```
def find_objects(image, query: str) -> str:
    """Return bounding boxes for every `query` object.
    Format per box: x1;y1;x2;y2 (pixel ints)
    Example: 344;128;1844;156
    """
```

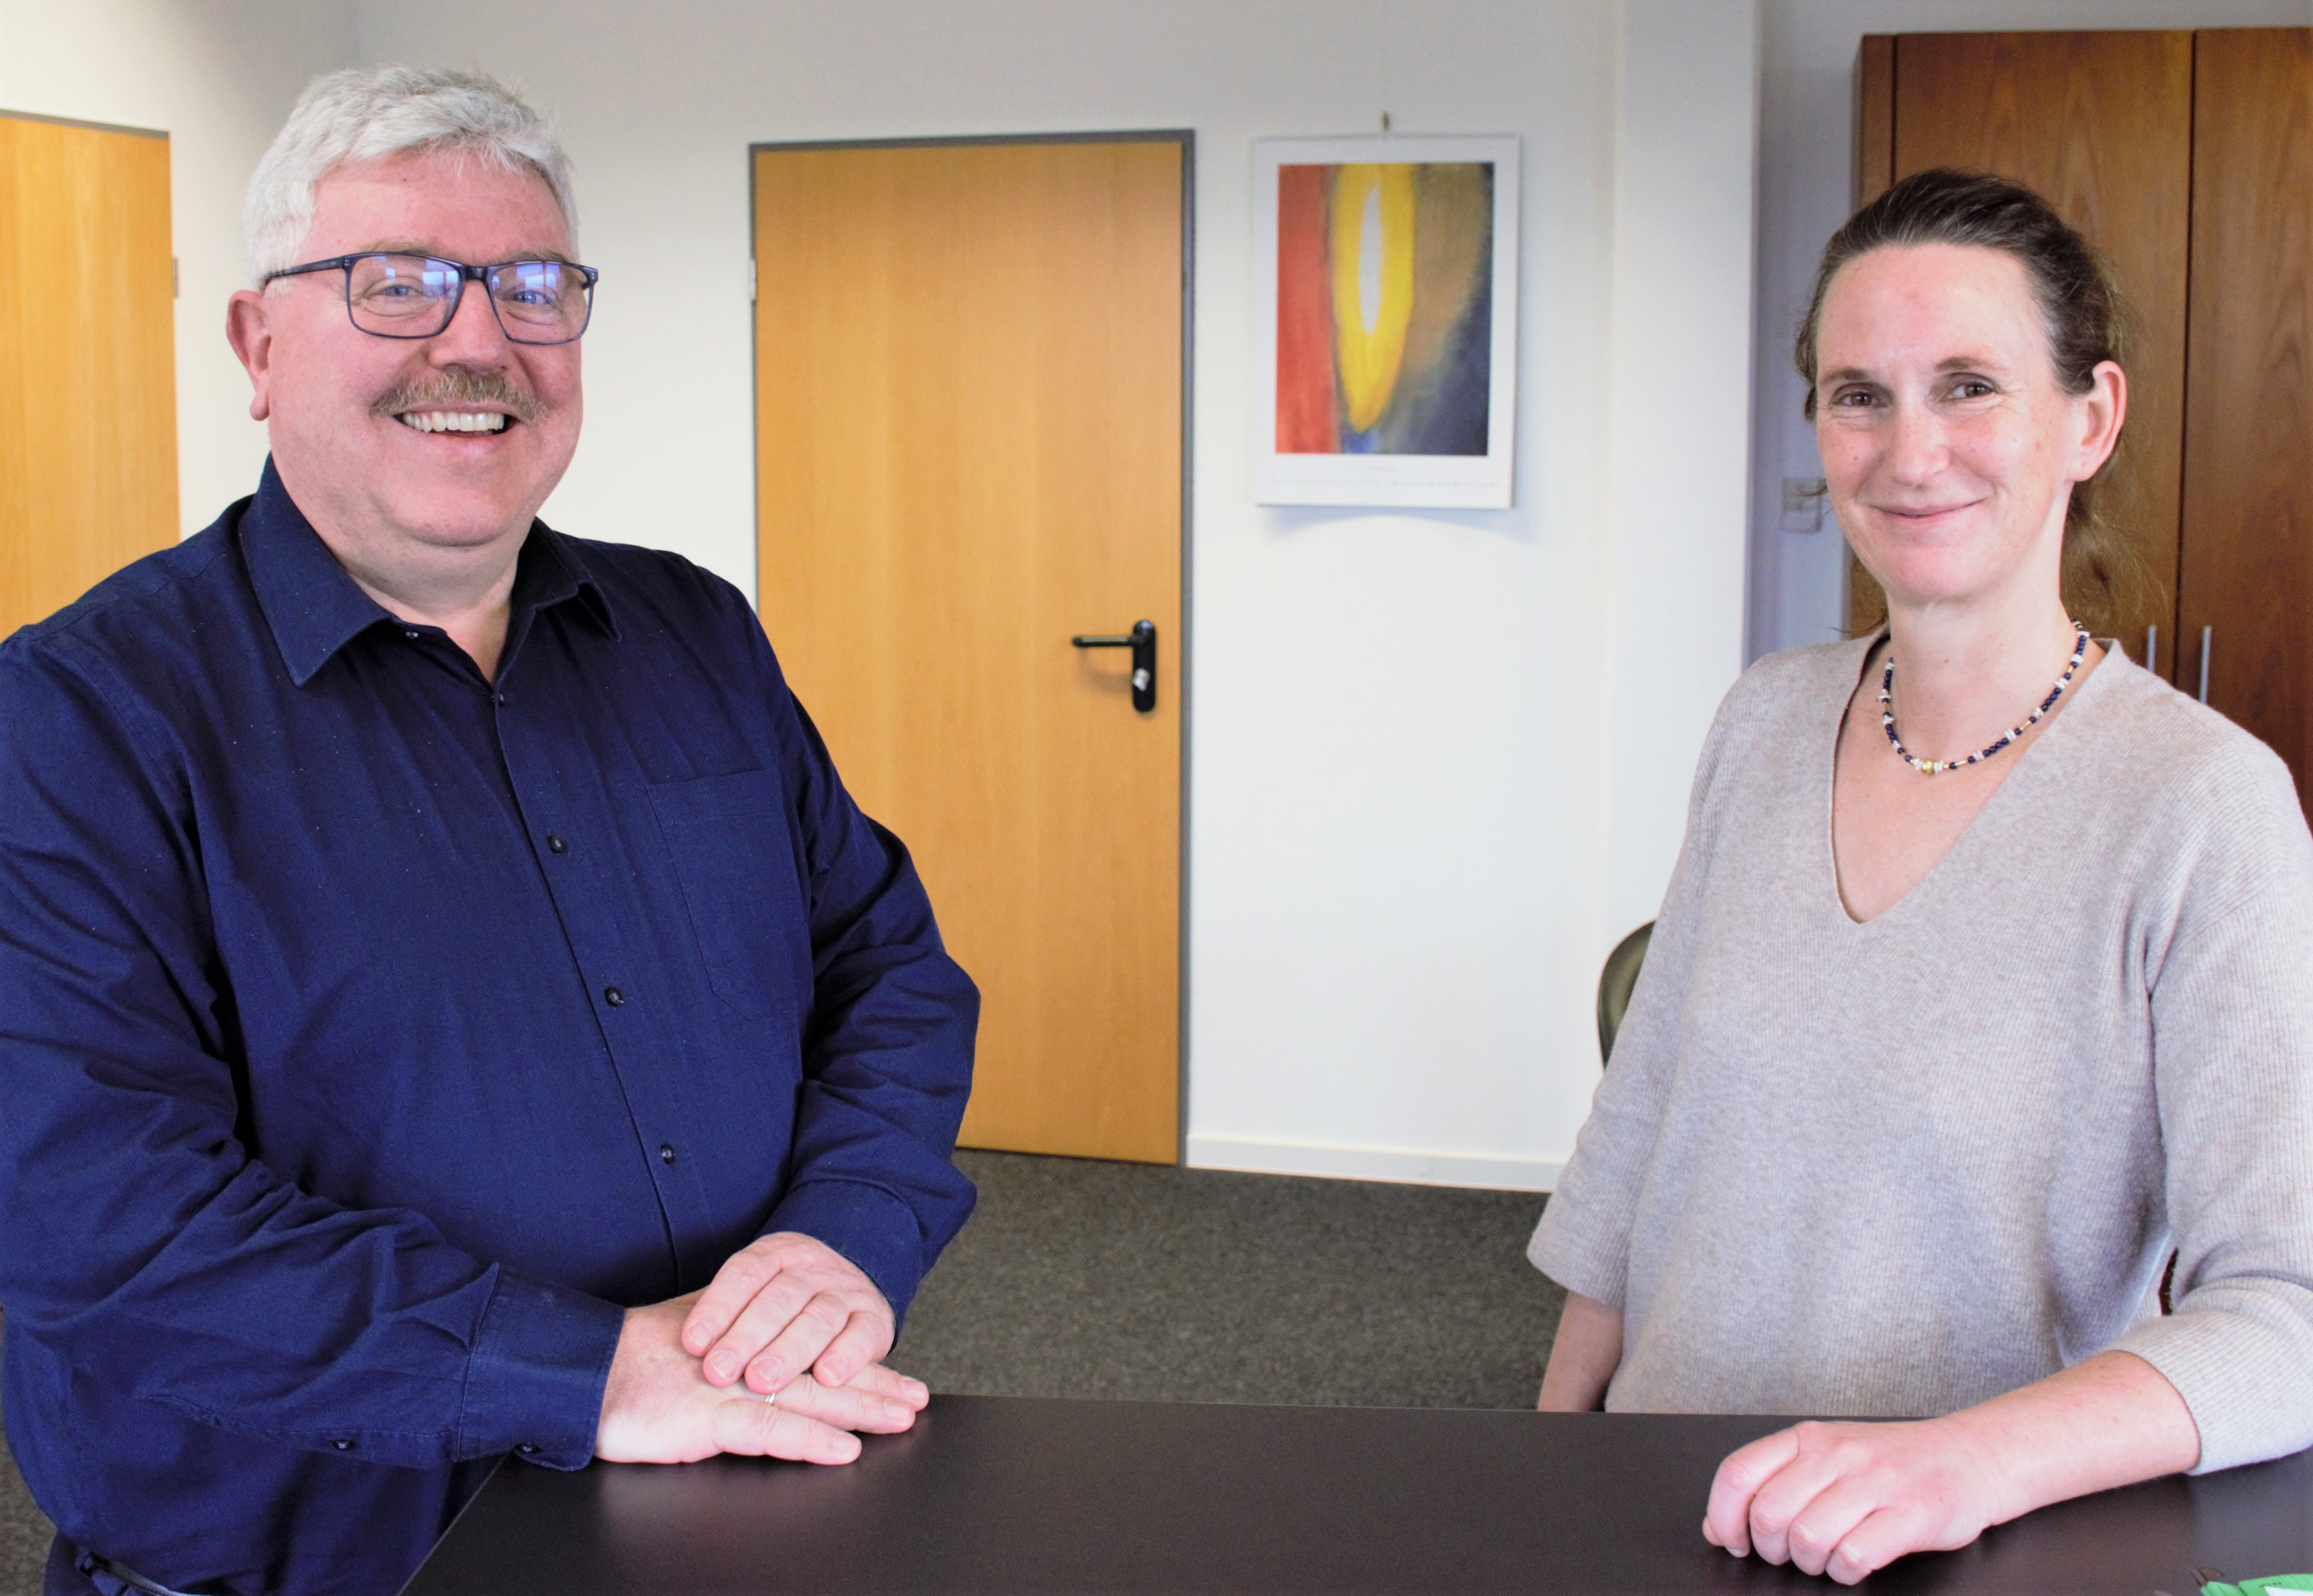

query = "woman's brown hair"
1795;168;2144;635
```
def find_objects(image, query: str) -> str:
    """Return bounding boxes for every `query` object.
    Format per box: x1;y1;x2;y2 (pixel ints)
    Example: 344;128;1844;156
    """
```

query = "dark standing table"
402;1395;2313;1594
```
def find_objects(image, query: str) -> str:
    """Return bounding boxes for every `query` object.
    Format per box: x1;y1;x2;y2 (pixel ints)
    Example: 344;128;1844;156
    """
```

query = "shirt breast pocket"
647;768;810;1021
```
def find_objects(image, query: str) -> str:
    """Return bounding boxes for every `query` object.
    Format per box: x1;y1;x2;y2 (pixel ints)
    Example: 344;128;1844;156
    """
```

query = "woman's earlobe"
2091;360;2129;460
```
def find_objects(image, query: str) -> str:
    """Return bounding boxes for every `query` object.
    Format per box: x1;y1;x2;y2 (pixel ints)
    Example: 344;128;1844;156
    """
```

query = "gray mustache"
373;368;544;427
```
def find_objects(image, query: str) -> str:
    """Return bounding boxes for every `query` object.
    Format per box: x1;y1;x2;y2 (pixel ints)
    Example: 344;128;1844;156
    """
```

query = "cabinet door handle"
1071;619;1157;712
2199;624;2213;706
2144;624;2158;676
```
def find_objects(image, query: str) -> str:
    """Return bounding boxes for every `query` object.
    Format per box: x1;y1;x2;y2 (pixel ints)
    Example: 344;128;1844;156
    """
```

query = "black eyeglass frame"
263;253;601;345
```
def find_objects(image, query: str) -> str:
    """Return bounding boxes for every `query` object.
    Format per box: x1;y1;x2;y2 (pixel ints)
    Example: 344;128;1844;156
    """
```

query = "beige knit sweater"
1529;637;2313;1472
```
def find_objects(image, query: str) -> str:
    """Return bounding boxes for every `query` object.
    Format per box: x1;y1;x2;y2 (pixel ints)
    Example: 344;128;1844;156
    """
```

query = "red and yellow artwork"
1275;161;1495;456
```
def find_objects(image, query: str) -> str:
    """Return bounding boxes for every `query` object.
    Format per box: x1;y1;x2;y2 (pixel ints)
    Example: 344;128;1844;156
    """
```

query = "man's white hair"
243;65;577;285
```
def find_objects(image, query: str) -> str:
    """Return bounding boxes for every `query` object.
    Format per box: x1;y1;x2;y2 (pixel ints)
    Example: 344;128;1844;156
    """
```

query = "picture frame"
1252;134;1520;509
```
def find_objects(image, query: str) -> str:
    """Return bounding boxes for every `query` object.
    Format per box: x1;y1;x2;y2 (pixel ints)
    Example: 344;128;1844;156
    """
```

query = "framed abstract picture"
1253;135;1519;508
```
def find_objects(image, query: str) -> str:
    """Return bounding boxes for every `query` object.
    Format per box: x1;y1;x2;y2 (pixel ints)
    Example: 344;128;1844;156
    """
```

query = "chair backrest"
1596;921;1655;1065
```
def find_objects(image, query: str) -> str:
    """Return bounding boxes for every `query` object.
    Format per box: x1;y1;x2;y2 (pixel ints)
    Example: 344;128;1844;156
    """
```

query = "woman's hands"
1702;1351;2201;1585
1703;1417;2010;1583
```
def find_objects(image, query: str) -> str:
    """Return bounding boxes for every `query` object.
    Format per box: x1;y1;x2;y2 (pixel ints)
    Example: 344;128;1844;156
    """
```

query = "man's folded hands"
594;1237;931;1466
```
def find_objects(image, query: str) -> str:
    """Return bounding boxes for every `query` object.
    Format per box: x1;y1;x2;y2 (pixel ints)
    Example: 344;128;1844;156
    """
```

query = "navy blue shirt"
0;464;978;1596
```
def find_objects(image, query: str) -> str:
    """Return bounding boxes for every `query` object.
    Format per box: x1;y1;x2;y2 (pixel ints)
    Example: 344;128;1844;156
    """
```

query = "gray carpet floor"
0;1372;37;1596
906;1150;1561;1407
0;1150;1561;1594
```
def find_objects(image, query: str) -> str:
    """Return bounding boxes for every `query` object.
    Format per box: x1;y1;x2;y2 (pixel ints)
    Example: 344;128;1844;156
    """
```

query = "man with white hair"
0;66;977;1596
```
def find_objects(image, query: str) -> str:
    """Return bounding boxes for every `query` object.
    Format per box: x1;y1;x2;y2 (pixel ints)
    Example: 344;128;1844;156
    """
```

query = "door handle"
1071;619;1156;712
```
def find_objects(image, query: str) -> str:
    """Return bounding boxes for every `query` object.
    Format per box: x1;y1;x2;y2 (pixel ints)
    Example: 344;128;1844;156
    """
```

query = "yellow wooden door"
753;136;1185;1163
0;112;178;635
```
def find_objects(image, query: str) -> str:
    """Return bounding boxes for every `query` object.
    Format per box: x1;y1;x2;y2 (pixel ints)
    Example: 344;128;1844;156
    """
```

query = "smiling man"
0;67;977;1596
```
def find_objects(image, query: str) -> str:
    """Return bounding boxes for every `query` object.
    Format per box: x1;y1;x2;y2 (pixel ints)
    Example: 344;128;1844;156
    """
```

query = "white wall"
22;0;2301;1193
7;0;1761;1192
0;0;357;537
344;0;1759;1191
1747;0;2313;662
1602;2;1759;942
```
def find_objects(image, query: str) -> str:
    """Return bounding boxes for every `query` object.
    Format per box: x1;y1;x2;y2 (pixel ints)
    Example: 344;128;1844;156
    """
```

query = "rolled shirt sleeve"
460;1272;628;1468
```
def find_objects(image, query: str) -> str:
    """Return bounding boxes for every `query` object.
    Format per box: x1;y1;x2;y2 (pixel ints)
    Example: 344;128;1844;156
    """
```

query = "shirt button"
496;692;508;707
603;986;625;1007
403;629;421;640
331;1439;352;1451
546;834;567;854
517;1443;540;1456
659;1142;677;1165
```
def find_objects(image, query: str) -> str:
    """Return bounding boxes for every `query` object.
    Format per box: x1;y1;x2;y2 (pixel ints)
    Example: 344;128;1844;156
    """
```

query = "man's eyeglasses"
264;253;600;345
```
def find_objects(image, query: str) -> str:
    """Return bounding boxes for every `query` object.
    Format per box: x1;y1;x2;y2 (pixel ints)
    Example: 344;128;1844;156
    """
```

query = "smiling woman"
1528;170;2313;1585
1799;174;2144;647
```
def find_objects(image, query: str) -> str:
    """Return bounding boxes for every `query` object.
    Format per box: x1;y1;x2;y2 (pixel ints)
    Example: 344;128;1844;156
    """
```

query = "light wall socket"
1780;476;1825;533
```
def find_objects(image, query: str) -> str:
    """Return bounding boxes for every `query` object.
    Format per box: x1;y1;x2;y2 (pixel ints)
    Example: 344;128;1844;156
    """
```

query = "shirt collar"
241;458;617;687
509;517;621;646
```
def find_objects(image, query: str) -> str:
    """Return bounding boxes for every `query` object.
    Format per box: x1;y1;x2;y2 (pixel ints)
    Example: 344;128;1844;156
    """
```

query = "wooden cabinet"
1851;30;2313;800
2177;31;2313;811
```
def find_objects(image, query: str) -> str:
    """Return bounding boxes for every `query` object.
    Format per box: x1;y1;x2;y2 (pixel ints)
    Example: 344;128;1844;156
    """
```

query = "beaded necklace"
1880;621;2090;775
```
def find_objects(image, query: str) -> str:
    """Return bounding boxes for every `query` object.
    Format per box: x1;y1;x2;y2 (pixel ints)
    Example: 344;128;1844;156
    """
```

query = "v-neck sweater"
1529;636;2313;1472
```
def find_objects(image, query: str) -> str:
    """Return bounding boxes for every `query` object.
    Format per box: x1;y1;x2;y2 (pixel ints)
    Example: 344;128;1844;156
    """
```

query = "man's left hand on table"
681;1231;902;1397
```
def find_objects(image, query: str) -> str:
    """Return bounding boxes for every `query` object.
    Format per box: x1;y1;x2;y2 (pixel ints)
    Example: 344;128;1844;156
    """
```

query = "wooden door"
1850;33;2194;665
2177;30;2313;801
752;137;1185;1163
0;112;178;636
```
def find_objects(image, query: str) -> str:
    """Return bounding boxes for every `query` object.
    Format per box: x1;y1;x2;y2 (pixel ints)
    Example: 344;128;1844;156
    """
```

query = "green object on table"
2199;1575;2313;1595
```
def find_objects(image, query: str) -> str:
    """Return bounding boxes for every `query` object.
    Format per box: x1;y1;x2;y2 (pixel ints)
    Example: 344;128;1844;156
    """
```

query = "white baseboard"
1185;1135;1560;1193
